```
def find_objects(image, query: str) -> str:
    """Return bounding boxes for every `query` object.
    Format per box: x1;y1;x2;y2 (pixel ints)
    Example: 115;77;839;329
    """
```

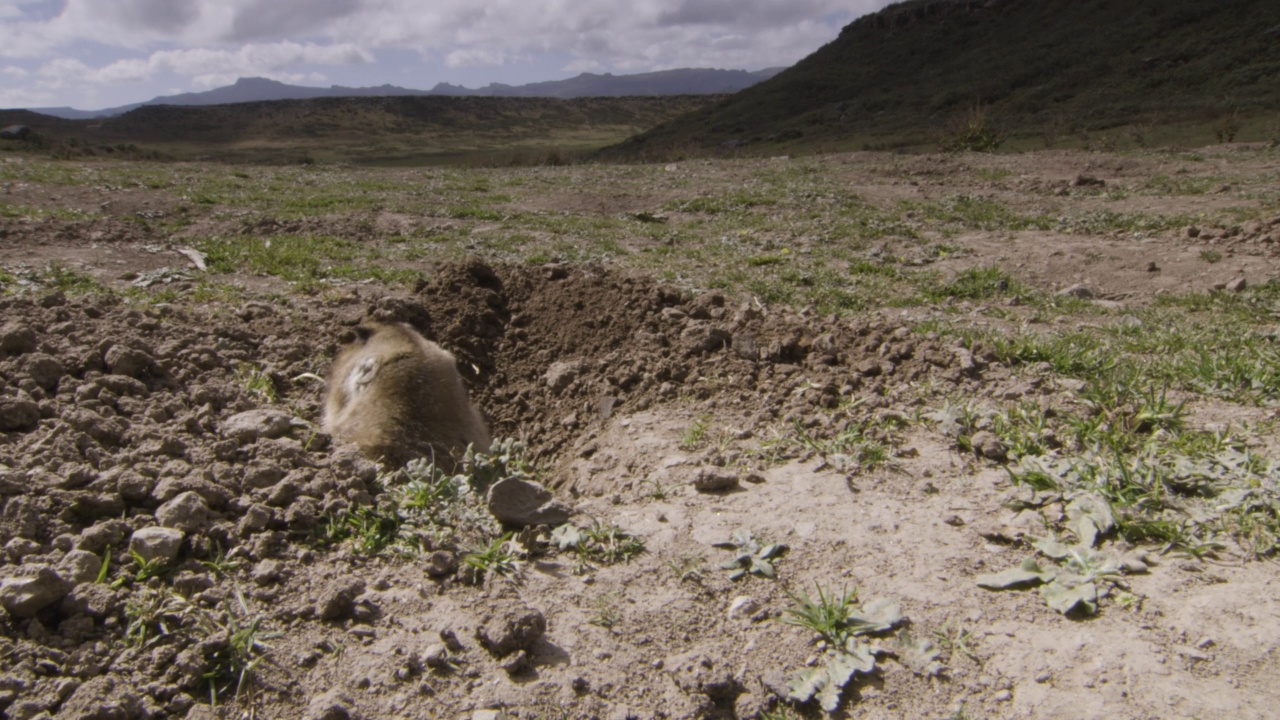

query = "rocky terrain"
1;144;1279;719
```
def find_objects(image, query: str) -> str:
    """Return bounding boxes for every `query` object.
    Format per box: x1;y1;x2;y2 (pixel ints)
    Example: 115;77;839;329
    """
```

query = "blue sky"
0;0;895;110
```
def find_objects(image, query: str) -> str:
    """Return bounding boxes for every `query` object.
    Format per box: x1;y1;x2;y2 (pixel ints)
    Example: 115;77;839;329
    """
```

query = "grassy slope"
607;0;1280;157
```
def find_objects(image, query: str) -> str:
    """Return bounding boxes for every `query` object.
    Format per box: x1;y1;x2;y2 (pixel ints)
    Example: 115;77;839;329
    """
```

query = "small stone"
993;690;1013;702
499;649;532;676
316;578;365;621
969;431;1008;461
1057;283;1094;300
424;551;457;577
1146;261;1160;272
475;603;546;658
306;689;353;720
104;345;153;378
0;396;40;432
691;467;739;492
24;354;64;390
0;566;75;617
422;644;451;669
486;478;572;527
57;550;103;585
727;596;759;620
129;526;184;564
155;491;210;533
1035;671;1052;683
1225;277;1247;293
0;322;38;356
543;361;583;391
222;409;299;443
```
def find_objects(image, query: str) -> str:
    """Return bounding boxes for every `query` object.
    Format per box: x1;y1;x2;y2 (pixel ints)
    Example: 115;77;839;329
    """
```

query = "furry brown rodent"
322;322;490;470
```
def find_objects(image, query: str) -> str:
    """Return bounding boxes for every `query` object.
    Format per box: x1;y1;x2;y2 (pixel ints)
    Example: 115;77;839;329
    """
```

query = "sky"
0;0;897;111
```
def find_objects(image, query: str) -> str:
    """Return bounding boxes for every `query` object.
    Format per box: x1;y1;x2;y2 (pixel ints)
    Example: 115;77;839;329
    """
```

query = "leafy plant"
551;521;646;566
464;534;523;582
713;529;787;580
780;583;903;713
234;362;278;404
976;493;1146;615
199;588;281;705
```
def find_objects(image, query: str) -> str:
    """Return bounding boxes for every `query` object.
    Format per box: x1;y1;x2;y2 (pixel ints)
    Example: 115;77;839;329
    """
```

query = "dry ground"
1;144;1279;720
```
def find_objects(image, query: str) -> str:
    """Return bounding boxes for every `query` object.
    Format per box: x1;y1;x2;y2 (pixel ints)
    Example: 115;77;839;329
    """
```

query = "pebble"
993;690;1013;702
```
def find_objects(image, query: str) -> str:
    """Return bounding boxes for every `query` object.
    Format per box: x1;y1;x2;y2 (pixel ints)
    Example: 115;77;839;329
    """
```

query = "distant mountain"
25;68;783;120
607;0;1280;156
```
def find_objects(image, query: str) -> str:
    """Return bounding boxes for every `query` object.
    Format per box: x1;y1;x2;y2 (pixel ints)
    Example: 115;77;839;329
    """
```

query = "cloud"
229;0;361;41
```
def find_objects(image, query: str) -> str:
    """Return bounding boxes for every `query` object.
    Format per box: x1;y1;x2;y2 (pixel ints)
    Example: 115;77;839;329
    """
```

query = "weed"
664;555;705;583
588;594;622;629
932;621;981;664
714;529;787;580
551;521;646;567
1200;249;1223;263
234;362;278;404
198;588;281;705
464;534;523;582
680;414;712;450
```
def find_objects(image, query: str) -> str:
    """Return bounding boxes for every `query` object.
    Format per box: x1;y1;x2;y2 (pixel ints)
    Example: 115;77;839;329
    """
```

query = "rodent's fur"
322;322;490;470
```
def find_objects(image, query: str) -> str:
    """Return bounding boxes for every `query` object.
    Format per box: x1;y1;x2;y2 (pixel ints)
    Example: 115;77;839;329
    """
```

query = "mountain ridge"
24;68;783;120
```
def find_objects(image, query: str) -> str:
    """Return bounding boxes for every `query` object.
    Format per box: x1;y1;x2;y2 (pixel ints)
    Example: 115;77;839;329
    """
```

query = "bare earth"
1;145;1279;720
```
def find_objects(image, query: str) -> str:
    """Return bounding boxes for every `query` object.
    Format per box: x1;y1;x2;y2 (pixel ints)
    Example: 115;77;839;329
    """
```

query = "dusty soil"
1;146;1279;720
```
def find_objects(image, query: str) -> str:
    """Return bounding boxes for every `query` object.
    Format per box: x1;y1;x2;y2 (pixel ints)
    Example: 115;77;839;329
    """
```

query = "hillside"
608;0;1280;157
24;68;782;120
0;95;718;165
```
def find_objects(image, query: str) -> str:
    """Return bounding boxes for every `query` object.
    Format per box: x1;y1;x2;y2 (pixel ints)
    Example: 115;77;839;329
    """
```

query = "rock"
475;602;546;658
1057;283;1094;300
1225;276;1248;293
24;353;64;390
103;345;153;378
727;596;759;620
0;565;75;617
155;491;210;533
55;676;144;720
498;649;532;675
1146;261;1160;272
486;477;572;527
251;560;285;586
77;519;129;553
306;689;354;720
129;526;184;564
4;538;42;563
0;322;37;356
543;360;583;391
1073;175;1105;187
222;409;300;443
57;550;103;584
0;396;40;432
316;578;365;621
970;431;1008;462
692;467;739;492
424;551;457;577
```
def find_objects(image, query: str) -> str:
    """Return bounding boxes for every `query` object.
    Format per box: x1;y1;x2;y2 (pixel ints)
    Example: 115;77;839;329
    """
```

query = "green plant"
550;521;646;567
1200;249;1223;263
464;534;523;582
588;594;622;629
198;587;281;705
234;362;278;404
713;529;787;580
932;621;980;664
937;101;1004;153
680;414;712;450
780;583;903;713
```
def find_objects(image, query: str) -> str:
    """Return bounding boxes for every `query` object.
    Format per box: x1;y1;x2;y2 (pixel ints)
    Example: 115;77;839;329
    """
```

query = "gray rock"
77;519;130;553
1057;283;1094;299
475;603;546;657
0;565;75;617
0;322;37;356
486;477;573;527
129;526;184;564
692;467;739;492
306;689;354;720
1225;276;1248;293
727;596;759;620
222;409;299;443
24;353;64;390
4;537;42;563
155;491;210;533
424;551;457;577
58;550;103;585
970;431;1008;462
103;345;153;378
316;578;365;621
0;396;40;432
543;360;583;391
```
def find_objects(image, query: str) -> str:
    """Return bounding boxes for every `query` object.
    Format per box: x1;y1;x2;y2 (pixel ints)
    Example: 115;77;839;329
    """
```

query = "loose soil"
1;147;1279;720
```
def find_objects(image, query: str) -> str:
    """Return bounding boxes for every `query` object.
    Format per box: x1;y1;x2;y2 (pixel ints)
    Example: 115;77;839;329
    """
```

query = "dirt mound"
0;262;994;719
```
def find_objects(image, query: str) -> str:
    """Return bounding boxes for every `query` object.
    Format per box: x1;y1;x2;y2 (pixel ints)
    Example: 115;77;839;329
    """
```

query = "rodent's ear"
354;325;376;343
